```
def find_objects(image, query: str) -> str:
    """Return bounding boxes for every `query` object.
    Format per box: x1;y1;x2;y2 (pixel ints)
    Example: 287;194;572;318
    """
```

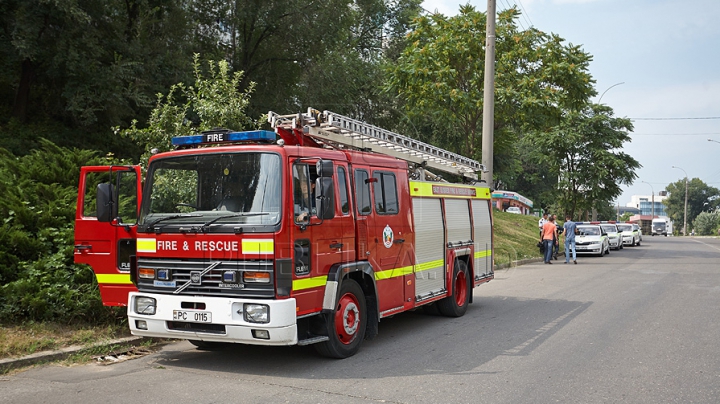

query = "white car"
633;223;643;241
600;224;623;250
617;223;640;246
574;224;610;256
506;207;522;214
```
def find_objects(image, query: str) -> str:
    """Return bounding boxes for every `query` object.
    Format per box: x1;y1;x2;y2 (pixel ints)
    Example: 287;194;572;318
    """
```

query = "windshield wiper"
142;214;202;231
199;212;270;232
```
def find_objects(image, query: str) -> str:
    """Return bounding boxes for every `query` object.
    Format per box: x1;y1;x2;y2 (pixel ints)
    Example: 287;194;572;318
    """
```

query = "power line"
630;117;720;121
631;132;720;136
515;0;534;27
500;0;526;30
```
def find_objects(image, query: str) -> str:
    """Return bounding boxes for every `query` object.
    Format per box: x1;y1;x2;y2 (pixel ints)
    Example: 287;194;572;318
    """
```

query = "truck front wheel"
315;279;367;359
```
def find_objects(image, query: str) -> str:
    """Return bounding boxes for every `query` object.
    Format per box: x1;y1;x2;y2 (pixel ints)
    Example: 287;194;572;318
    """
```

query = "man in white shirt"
538;212;548;237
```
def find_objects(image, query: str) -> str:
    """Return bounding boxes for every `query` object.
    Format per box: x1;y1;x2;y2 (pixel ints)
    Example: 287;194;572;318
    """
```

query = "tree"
529;103;640;219
189;0;422;119
0;0;193;154
664;178;720;230
693;211;719;236
119;56;258;167
385;6;595;168
0;0;192;125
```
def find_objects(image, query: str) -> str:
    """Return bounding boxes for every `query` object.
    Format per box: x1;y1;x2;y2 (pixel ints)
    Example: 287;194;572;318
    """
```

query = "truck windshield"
138;152;281;232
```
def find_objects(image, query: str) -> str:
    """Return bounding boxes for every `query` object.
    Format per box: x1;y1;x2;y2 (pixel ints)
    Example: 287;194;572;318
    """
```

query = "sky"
421;0;720;206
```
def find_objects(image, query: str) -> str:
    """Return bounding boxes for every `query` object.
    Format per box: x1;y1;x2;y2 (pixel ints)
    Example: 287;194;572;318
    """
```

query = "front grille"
137;258;274;298
167;321;226;334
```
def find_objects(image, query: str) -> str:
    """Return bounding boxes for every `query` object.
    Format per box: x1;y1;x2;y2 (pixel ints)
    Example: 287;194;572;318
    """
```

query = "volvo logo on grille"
190;271;202;285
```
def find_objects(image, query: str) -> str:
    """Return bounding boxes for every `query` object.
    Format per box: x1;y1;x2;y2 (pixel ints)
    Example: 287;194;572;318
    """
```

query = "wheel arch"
322;261;379;339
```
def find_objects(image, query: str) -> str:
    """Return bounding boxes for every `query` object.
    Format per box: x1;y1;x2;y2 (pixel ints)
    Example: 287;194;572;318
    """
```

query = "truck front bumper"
127;292;298;346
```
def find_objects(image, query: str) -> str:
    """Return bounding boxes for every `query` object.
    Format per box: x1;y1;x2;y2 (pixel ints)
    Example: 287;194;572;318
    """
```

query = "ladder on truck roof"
268;108;484;181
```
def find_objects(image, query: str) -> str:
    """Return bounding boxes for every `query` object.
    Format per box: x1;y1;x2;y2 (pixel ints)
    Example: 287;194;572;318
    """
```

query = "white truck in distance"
651;217;672;236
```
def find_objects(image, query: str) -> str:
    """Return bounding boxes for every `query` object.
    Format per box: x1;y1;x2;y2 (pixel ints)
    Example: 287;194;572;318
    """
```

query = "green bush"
693;211;719;236
0;139;122;324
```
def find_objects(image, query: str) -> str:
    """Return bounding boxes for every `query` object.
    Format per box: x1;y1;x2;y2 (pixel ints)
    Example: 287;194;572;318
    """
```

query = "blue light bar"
172;130;276;146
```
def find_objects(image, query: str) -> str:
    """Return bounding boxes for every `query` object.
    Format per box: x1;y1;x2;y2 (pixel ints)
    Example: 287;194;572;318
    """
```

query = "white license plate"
173;310;212;323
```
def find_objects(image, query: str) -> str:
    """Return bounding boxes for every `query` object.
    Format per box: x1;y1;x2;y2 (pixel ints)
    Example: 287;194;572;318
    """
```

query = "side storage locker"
472;199;493;279
412;197;445;301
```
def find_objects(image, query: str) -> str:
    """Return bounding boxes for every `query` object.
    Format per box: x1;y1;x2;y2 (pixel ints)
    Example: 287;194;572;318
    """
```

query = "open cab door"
74;166;142;306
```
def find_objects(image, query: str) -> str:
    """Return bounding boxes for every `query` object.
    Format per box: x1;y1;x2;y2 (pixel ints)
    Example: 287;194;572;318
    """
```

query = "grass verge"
0;322;132;360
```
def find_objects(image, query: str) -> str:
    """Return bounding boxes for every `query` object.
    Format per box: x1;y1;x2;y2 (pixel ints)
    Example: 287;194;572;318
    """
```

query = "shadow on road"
152;295;591;379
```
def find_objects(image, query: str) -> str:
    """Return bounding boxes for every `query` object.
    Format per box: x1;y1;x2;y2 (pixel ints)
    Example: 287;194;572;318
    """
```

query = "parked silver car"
617;223;640;246
601;224;623;250
575;224;610;256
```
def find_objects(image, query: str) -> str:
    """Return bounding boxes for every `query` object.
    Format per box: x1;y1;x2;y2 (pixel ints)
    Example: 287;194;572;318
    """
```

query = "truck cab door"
74;166;141;306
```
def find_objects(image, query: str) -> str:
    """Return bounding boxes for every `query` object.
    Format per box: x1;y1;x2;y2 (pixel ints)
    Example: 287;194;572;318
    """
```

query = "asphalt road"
3;236;719;404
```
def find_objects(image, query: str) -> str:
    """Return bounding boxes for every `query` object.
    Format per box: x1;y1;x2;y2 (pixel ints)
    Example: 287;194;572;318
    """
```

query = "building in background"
492;191;533;215
627;191;668;217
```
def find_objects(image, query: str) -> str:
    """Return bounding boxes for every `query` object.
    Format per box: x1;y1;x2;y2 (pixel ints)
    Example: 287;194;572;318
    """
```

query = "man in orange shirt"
541;215;557;264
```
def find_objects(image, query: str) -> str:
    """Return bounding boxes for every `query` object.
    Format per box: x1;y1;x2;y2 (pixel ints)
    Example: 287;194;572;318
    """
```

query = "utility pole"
641;181;654;218
480;0;496;188
672;166;689;236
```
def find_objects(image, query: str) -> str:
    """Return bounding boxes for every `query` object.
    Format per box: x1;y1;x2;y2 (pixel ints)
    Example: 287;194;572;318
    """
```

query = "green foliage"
385;6;595;163
664;178;719;229
528;103;640;218
118;55;258;166
0;140;122;324
692;211;719;236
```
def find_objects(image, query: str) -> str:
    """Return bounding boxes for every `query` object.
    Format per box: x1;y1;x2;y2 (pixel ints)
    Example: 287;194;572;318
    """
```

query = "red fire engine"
74;109;494;358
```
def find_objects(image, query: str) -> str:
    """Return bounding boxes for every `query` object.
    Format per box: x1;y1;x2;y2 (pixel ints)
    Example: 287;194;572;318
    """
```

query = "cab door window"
337;166;350;215
354;169;371;216
372;171;398;215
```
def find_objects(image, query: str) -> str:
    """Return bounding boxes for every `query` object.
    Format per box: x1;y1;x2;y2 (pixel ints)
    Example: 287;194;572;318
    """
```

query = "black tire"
315;279;367;359
437;260;471;317
605;244;610;255
636;238;641;246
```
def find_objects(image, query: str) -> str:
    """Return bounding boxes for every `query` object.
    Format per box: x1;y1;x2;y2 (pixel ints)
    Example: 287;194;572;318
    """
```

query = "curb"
0;336;147;373
494;257;544;270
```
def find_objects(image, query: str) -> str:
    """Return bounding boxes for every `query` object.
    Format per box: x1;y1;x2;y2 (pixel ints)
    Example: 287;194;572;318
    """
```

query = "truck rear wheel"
315;279;366;359
437;260;470;317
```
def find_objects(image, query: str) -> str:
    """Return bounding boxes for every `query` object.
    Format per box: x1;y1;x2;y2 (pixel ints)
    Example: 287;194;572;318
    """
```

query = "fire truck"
74;109;494;358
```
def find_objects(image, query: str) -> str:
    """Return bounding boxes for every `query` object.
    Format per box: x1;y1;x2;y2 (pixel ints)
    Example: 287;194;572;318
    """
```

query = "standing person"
538;212;548;238
563;215;578;264
553;215;562;260
541;215;556;264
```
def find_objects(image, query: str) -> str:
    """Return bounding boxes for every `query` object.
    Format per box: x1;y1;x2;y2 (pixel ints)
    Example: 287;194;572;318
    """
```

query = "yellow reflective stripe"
409;181;491;199
474;249;491;259
242;239;274;254
137;238;156;253
414;259;444;272
293;275;327;291
96;273;133;284
374;265;414;281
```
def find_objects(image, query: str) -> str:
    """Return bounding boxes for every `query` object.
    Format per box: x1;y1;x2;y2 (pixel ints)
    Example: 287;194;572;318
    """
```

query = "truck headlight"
134;296;156;315
244;303;269;323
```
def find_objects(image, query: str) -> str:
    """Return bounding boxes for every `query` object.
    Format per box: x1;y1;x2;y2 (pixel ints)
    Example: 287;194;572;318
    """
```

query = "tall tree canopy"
385;6;596;165
528;103;640;218
664;178;719;230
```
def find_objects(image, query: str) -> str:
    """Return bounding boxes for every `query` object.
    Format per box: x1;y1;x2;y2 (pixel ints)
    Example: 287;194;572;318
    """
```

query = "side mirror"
316;160;334;178
97;183;117;223
316;177;335;220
